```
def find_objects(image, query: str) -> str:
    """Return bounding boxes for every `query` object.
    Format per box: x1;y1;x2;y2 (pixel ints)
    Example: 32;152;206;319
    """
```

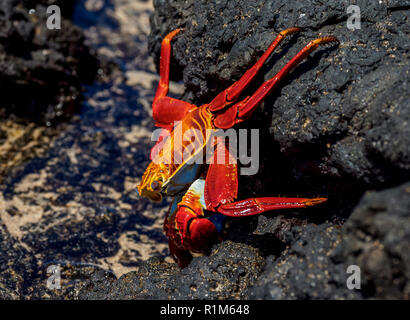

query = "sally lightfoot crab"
137;28;338;268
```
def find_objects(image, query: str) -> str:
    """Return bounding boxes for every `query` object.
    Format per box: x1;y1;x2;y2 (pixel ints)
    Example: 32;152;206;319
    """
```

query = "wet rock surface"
0;0;172;299
0;222;37;299
0;0;409;300
0;0;99;183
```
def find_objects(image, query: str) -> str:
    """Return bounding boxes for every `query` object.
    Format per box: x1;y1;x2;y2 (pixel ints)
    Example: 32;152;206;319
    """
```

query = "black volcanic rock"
0;0;98;123
1;0;409;300
77;241;264;300
334;182;410;299
137;0;409;300
248;222;361;300
149;0;410;188
0;0;171;299
77;182;410;300
0;223;38;299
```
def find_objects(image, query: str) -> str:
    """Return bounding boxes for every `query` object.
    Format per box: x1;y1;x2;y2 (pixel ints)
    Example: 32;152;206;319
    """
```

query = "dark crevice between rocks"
387;5;410;12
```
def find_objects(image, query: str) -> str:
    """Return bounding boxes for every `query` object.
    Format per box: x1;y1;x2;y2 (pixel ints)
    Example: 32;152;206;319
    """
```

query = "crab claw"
186;217;220;253
167;212;222;268
218;197;327;217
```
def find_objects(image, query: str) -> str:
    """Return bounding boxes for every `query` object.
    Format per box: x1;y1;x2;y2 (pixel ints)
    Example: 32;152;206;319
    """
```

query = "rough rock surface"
0;0;172;299
147;0;409;299
0;222;37;299
0;0;98;123
248;221;361;300
77;241;264;300
1;0;409;300
334;182;410;299
149;0;410;191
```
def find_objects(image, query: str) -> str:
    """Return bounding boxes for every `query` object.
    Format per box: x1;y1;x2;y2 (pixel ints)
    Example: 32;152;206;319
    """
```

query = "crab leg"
204;136;238;211
209;27;301;111
153;29;195;127
218;197;327;217
214;36;339;128
236;37;339;121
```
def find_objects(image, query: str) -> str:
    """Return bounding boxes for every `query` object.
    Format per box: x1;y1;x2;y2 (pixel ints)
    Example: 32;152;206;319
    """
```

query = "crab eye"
151;181;160;191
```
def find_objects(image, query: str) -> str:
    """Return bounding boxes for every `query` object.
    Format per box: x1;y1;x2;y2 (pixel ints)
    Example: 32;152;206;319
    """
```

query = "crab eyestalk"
136;180;163;202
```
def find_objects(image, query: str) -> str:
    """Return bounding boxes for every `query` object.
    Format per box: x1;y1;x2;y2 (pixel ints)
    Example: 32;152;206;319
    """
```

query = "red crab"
137;28;338;268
